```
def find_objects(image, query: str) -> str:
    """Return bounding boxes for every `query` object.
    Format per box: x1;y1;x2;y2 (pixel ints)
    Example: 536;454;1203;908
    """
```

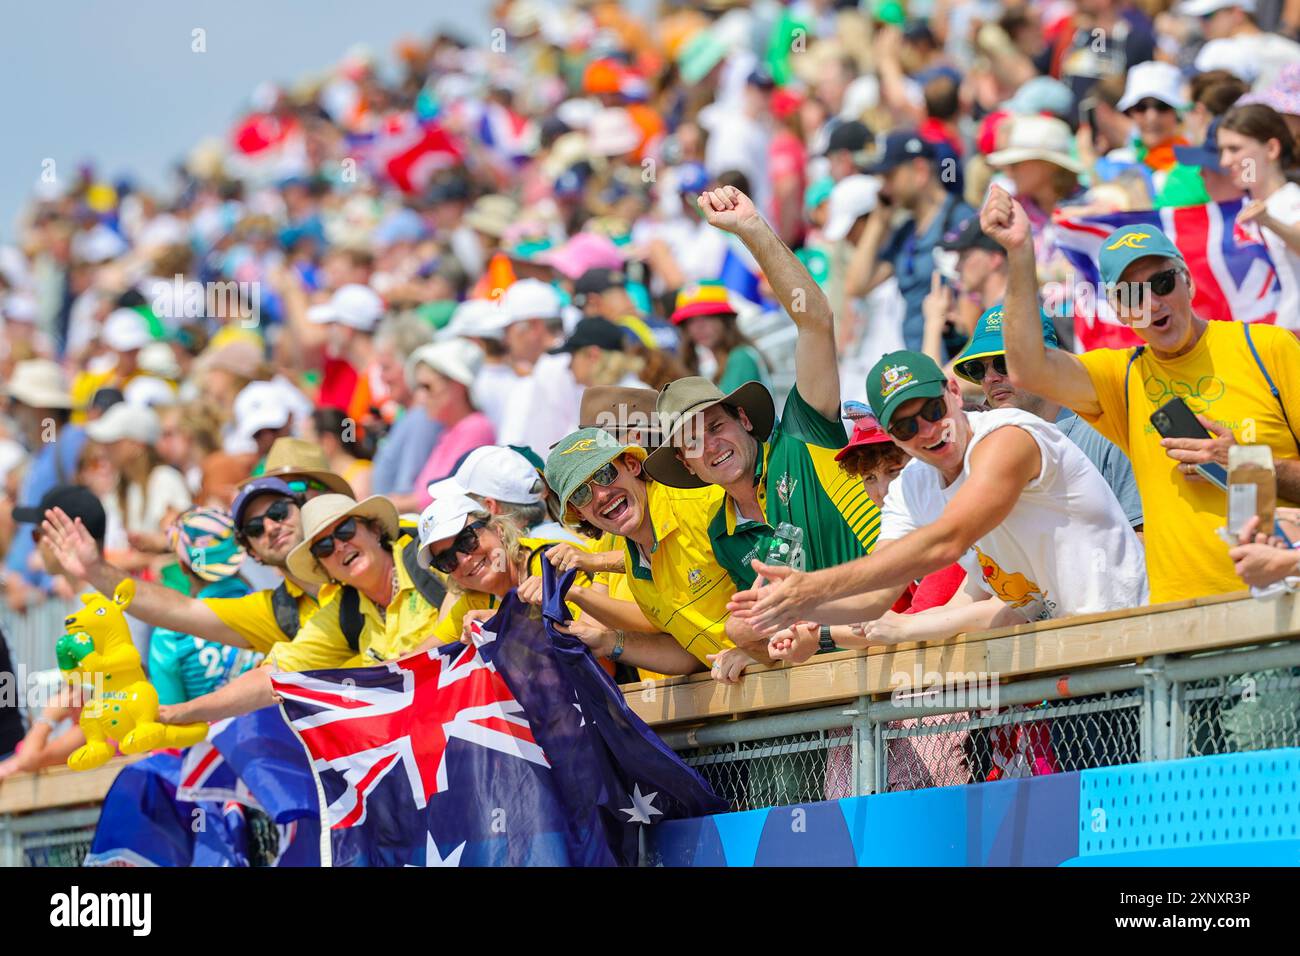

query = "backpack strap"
1242;322;1300;456
270;582;301;640
339;586;364;653
400;537;448;609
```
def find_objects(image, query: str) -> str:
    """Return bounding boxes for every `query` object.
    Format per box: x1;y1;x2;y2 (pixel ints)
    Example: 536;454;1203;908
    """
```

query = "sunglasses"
427;520;487;574
955;354;1008;383
888;395;948;442
309;517;358;559
1110;268;1180;308
1127;99;1175;116
241;498;296;540
568;461;619;510
286;478;331;495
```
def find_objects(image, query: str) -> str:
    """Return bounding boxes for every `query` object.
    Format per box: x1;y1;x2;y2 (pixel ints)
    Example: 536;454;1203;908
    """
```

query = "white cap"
437;298;512;341
1177;0;1255;15
416;493;489;569
72;224;129;264
233;380;292;442
427;445;544;504
86;402;161;444
823;175;882;242
501;278;562;324
138;341;181;379
306;284;385;331
1116;61;1188;113
102;308;152;352
123;376;177;409
406;338;485;389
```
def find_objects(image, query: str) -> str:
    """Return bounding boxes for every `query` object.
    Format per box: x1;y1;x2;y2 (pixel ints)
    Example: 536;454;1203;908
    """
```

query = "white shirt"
1264;182;1300;333
472;362;524;436
124;465;192;535
496;352;581;460
880;408;1148;621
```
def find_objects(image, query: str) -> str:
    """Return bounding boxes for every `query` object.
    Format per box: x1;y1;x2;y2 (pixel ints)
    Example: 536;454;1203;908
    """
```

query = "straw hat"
285;494;400;585
244;436;355;497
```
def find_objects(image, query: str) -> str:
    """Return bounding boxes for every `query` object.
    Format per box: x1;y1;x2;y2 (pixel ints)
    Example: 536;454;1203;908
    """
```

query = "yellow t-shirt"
430;536;592;644
592;530;666;682
265;539;440;671
619;482;735;665
1077;321;1300;603
205;580;337;654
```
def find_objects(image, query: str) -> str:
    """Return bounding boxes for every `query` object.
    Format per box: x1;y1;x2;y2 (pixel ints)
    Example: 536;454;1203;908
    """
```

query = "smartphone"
1149;397;1229;490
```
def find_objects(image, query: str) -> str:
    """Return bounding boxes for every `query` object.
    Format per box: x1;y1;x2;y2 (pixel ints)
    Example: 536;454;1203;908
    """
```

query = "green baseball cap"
545;427;647;512
952;303;1060;383
1098;224;1185;286
866;350;948;430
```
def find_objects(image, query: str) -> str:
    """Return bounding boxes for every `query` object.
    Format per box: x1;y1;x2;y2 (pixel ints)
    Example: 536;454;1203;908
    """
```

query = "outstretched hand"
41;507;100;581
726;560;818;636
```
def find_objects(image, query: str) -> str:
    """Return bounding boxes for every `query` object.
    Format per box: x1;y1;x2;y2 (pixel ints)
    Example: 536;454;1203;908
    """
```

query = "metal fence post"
848;696;876;796
1168;675;1188;760
1140;655;1171;761
0;814;22;867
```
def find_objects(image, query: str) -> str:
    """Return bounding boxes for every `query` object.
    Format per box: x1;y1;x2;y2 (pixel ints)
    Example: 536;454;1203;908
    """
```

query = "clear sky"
0;0;494;241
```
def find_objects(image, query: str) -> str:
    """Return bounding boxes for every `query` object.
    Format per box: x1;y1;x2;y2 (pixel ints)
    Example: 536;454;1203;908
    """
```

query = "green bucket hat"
865;350;948;431
1097;224;1184;286
952;303;1060;383
545;427;647;513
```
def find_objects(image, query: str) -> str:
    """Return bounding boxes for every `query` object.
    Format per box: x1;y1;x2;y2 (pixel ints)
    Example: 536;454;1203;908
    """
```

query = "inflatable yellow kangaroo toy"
57;579;208;771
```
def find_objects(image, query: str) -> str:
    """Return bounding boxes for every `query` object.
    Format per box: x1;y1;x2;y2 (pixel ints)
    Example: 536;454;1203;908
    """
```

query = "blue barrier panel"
645;749;1300;867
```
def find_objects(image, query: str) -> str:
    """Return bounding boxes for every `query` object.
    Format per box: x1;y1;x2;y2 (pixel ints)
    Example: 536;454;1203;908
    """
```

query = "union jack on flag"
1054;199;1282;352
273;638;549;833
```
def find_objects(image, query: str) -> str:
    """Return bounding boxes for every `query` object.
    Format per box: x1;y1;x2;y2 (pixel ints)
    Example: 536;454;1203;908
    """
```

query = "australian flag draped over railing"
86;707;321;866
273;560;725;866
1054;199;1282;351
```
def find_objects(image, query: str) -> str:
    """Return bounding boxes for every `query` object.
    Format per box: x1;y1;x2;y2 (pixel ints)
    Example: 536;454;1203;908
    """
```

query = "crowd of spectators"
2;0;1300;780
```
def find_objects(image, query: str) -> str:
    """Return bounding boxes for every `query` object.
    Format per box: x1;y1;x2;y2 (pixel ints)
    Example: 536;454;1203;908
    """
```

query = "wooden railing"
3;590;1296;817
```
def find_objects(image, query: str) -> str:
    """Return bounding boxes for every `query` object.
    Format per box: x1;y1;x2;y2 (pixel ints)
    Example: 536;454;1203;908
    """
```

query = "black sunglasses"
568;461;619;510
309;516;359;559
1127;99;1175;116
1110;268;1180;308
428;520;487;574
955;354;1008;383
888;395;948;442
241;498;296;540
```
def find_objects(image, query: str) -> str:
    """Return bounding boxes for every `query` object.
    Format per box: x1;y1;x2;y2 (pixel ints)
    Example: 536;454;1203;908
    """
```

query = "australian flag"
86;708;321;867
273;560;725;866
1054;199;1282;351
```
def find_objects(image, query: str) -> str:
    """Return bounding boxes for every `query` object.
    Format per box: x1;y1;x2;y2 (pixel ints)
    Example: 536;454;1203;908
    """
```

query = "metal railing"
665;642;1300;812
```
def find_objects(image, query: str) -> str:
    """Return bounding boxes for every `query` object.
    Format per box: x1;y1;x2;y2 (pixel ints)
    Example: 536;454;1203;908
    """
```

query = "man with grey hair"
369;313;443;497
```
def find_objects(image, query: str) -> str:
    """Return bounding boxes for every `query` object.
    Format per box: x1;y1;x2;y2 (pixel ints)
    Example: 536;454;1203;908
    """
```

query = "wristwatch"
818;624;837;653
610;629;626;661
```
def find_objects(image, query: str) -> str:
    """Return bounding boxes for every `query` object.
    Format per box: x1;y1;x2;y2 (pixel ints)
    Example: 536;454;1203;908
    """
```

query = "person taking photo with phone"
983;183;1300;604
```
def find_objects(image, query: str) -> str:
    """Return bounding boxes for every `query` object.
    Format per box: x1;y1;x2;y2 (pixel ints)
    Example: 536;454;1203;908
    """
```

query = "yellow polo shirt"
431;536;591;644
619;482;734;665
266;538;440;672
206;579;338;654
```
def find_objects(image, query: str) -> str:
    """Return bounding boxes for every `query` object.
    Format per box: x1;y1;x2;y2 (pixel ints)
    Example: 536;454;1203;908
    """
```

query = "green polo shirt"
708;386;880;589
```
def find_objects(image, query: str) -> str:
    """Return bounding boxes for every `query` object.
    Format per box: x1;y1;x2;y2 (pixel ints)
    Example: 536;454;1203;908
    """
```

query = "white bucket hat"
8;359;72;409
987;115;1085;175
406;338;485;389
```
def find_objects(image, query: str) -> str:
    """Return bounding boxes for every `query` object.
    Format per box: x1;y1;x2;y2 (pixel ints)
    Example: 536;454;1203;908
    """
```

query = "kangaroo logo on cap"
1106;232;1152;250
561;438;598;454
880;364;915;399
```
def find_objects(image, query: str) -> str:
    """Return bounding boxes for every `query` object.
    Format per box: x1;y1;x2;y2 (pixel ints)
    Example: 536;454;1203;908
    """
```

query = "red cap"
834;414;892;461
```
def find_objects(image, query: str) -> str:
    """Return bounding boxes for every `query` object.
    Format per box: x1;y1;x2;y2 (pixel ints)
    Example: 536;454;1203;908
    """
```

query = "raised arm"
697;186;841;419
981;185;1102;416
42;507;251;650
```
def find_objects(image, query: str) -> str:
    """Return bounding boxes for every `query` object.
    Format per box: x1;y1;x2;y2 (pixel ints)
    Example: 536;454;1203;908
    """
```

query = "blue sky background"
1;0;496;241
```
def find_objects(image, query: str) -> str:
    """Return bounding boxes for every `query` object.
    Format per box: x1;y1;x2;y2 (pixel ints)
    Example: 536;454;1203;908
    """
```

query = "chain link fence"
1180;666;1300;758
678;730;852;812
0;808;99;867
